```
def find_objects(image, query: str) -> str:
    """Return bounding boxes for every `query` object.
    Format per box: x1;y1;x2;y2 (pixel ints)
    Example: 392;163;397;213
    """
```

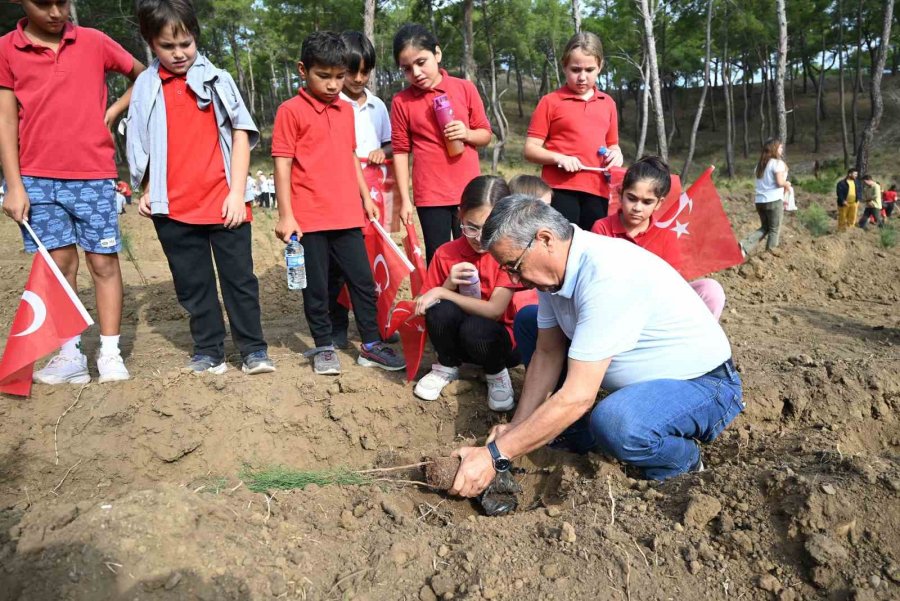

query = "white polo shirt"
340;89;391;158
537;226;732;391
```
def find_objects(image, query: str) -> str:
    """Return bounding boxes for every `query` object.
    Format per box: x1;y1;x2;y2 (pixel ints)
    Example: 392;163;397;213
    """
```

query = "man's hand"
448;446;496;498
486;423;512;444
367;149;386;165
443;120;469;143
221;192;247;229
275;215;301;243
2;185;29;223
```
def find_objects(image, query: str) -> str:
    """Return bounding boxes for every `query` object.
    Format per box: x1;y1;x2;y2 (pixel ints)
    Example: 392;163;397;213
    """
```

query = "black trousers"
859;206;884;228
417;206;460;265
425;300;519;375
301;228;380;348
551;188;609;231
153;218;267;360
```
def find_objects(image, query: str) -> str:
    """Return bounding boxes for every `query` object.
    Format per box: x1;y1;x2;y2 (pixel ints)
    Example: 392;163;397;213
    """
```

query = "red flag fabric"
641;166;743;280
385;300;426;381
364;219;414;336
402;222;427;297
361;159;398;233
0;244;93;396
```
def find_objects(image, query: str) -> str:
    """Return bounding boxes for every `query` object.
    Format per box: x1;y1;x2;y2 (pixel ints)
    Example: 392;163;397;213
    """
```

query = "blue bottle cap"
598;146;608;156
290;233;298;242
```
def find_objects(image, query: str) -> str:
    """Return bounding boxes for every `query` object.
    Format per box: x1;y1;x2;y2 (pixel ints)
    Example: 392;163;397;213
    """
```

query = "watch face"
495;458;512;472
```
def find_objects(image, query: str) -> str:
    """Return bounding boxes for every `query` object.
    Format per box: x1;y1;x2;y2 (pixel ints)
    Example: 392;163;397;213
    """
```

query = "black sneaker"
357;342;406;371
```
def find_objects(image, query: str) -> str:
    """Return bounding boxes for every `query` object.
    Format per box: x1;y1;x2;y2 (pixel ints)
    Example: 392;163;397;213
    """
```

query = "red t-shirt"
161;68;250;224
591;212;682;270
883;190;897;203
116;181;132;196
390;70;491;207
527;86;619;198
271;88;365;233
0;20;133;179
423;237;526;341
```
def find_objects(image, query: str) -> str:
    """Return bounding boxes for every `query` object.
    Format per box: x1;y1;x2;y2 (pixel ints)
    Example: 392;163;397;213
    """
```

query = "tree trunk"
228;27;248;102
775;0;788;142
70;0;79;25
851;0;863;147
539;60;548;97
855;0;894;175
667;82;678;148
839;0;851;169
637;57;650;158
365;0;377;93
638;0;668;161
814;31;826;153
481;0;506;173
788;63;797;145
284;62;293;97
682;0;713;181
709;57;718;132
742;59;750;158
246;47;257;117
759;61;767;147
723;11;735;178
514;54;525;118
572;0;582;32
463;0;476;81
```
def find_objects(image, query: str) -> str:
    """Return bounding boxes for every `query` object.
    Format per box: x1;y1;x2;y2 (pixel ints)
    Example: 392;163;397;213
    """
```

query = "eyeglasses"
500;238;535;276
460;223;482;239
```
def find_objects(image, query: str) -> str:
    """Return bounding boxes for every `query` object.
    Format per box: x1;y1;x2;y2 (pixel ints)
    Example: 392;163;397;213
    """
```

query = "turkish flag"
364;219;414;336
360;159;398;233
403;222;427;297
0;243;93;396
385;300;426;381
641;166;743;280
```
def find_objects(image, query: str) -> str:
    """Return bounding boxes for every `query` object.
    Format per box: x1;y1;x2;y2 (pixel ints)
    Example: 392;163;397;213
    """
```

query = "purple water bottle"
433;94;465;157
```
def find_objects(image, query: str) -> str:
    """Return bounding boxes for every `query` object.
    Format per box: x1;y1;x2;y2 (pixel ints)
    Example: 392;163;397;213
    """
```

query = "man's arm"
0;88;28;223
510;325;567;425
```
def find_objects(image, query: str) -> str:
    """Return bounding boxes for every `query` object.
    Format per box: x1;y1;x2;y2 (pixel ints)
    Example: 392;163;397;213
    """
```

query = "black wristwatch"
487;441;511;473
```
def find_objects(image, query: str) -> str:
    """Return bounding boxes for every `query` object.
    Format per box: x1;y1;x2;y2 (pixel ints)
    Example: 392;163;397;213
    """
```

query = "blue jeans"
513;304;744;480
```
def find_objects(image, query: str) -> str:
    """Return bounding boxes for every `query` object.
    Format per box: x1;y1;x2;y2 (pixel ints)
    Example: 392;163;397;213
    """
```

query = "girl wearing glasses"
413;176;533;411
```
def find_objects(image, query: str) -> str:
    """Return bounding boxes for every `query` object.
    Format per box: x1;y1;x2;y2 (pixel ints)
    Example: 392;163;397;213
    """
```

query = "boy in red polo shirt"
272;31;405;376
0;0;145;385
127;0;274;375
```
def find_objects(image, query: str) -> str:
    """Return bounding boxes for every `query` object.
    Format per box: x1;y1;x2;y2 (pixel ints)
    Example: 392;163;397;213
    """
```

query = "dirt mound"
0;193;898;600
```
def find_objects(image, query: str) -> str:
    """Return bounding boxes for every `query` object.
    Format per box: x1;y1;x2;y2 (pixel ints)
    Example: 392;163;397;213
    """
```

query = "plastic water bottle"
458;272;481;298
597;146;612;182
285;234;306;290
433;94;465;157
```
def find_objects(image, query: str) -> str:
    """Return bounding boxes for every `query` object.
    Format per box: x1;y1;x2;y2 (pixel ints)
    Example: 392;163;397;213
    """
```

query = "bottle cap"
290;234;298;242
598;146;608;156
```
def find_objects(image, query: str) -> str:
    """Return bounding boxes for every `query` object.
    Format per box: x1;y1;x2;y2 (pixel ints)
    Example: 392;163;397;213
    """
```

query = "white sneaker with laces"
414;364;459;401
486;368;515;411
34;353;90;385
97;352;130;383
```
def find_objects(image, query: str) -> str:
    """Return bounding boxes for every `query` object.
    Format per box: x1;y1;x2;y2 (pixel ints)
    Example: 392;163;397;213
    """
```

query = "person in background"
882;183;897;221
836;168;859;232
256;170;270;208
858;174;884;230
116;179;133;205
740;137;790;257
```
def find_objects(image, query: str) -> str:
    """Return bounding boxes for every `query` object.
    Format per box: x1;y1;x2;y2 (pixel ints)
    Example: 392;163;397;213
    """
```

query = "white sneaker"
34;353;90;385
414;364;459;401
97;352;130;383
486;368;515;412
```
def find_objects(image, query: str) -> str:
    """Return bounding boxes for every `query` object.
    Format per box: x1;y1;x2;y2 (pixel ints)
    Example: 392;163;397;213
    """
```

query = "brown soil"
0;192;898;601
425;457;462;491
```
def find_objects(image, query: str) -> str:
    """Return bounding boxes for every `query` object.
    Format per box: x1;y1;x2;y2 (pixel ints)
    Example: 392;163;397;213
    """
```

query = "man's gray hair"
481;194;573;251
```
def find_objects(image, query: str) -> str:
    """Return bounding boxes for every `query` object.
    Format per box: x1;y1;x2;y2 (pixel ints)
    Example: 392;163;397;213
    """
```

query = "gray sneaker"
183;354;227;375
242;350;276;375
313;349;341;375
357;342;406;371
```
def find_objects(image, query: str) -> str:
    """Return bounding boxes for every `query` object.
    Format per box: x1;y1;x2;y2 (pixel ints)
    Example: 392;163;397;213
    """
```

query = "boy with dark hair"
272;31;404;375
328;30;393;349
858;174;884;230
0;0;145;384
127;0;275;375
836;168;859;231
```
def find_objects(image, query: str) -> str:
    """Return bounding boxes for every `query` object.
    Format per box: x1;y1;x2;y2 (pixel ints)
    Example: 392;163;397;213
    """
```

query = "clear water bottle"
458;272;481;298
285;234;306;290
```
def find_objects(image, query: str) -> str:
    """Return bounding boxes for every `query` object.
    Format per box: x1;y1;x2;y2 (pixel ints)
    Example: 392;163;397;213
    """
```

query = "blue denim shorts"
21;176;121;254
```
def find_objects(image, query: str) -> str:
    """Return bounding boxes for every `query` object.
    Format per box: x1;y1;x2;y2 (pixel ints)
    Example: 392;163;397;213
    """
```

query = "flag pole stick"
19;221;94;326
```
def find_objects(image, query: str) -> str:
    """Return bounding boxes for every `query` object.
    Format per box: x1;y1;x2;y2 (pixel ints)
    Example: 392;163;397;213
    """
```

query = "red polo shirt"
272;88;365;233
591;212;682;270
0;20;133;179
423;237;521;341
390;70;491;207
527;85;618;198
160;67;249;224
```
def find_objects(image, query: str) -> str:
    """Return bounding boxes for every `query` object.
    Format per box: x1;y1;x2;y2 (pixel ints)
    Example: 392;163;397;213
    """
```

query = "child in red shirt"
591;157;725;319
883;184;897;219
390;23;493;264
525;32;623;231
0;0;144;385
413;176;525;411
272;31;404;376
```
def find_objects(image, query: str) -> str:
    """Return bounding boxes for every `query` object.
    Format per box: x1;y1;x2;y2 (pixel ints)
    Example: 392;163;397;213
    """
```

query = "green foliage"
880;224;897;248
798;203;831;237
795;175;840;195
241;465;372;492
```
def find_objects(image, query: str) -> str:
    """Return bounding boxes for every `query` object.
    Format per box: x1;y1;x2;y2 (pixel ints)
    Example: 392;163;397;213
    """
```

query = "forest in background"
1;0;897;181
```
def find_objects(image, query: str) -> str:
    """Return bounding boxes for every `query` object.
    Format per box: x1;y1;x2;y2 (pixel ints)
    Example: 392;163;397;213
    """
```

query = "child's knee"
86;252;121;280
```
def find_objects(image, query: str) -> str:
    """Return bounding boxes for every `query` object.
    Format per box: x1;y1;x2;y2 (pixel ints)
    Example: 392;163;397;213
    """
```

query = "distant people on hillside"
836;168;859;231
116;180;133;205
256;170;270;208
740;137;790;258
858;174;884;230
882;183;896;221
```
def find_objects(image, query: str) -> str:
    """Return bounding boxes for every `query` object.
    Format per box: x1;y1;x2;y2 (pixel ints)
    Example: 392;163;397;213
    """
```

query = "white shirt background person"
340;89;391;159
